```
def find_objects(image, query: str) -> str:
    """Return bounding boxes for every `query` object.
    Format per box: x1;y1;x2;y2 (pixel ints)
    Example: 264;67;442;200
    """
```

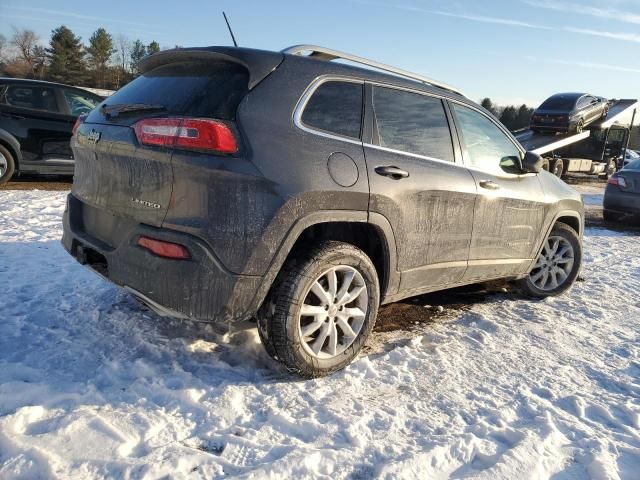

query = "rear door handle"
375;165;410;179
479;180;500;190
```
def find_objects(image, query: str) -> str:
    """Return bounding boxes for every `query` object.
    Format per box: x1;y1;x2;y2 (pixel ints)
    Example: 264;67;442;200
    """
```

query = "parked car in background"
622;148;640;168
604;159;640;222
63;45;584;377
530;93;608;134
0;78;102;184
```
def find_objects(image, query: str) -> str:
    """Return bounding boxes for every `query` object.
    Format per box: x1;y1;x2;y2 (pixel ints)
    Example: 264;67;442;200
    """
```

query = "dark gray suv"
62;45;584;377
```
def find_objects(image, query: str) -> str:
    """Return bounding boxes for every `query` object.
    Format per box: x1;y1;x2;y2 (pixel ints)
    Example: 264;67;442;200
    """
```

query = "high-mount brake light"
72;114;87;136
133;118;238;154
137;236;191;260
607;176;627;188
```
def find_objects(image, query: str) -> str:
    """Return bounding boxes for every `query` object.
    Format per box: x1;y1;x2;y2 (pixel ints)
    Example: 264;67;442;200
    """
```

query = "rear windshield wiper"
101;103;166;119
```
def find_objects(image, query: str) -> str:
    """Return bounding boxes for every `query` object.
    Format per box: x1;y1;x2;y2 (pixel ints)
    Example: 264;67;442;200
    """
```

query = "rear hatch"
72;47;283;232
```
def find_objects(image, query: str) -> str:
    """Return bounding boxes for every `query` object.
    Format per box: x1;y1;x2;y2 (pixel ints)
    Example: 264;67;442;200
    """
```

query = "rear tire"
0;144;16;185
517;223;582;298
256;297;280;362
550;159;564;178
262;241;380;378
574;119;585;134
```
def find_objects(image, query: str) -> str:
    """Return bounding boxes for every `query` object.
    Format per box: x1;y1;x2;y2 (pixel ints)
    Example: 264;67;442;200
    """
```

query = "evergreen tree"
499;106;518;130
515;104;534;130
129;39;146;76
47;26;86;84
147;41;160;55
87;28;114;88
480;97;499;117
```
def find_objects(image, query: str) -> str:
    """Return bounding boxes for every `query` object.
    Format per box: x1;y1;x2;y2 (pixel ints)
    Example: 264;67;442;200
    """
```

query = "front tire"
541;158;550;172
517;223;582;298
263;241;380;378
0;144;16;185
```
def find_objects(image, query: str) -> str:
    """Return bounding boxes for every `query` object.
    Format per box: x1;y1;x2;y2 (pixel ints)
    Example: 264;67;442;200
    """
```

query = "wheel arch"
248;211;400;315
524;210;583;275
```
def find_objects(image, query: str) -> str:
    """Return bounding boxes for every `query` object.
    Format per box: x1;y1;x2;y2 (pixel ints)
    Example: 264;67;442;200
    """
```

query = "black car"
530;93;608;134
0;78;103;183
62;45;584;377
604;158;640;222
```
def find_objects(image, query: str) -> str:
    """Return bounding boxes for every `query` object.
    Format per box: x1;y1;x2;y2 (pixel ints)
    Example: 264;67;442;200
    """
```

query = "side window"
63;89;100;116
452;103;522;175
301;81;363;139
4;85;60;113
372;86;454;161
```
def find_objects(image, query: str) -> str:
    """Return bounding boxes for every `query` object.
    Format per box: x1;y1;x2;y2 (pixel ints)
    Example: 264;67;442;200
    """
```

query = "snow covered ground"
1;189;639;479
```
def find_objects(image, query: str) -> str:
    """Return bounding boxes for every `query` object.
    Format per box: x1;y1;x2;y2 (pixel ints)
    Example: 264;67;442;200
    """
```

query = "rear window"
102;61;249;119
539;96;577;111
373;86;454;161
1;84;60;113
301;81;363;139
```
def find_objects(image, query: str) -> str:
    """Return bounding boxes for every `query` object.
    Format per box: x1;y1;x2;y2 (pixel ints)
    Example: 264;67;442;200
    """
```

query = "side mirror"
522;151;543;173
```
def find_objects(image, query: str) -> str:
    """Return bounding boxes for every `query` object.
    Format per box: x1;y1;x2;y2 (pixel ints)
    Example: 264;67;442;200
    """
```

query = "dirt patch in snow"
0;175;72;191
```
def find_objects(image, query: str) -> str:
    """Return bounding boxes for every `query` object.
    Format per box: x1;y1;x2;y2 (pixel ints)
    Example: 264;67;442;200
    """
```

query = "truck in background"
516;99;637;179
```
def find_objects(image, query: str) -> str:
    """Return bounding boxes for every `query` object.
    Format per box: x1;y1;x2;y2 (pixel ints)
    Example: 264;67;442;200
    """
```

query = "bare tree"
117;34;130;73
0;34;6;62
10;28;41;77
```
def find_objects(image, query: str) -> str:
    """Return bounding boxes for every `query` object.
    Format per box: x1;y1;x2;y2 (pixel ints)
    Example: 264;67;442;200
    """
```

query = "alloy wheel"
0;152;7;177
529;236;575;291
298;265;368;359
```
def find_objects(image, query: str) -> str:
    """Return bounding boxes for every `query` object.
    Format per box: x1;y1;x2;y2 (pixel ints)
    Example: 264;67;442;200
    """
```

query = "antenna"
222;12;238;47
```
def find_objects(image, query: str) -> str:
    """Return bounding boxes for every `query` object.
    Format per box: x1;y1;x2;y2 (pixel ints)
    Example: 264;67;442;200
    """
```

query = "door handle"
479;180;500;190
375;165;410;179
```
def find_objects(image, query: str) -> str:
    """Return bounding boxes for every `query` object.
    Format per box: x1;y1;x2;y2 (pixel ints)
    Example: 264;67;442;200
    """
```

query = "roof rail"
282;44;465;97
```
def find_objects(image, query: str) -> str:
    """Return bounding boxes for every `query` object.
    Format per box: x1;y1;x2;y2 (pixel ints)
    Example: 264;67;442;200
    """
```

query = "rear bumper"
530;121;573;132
62;194;262;323
603;189;640;215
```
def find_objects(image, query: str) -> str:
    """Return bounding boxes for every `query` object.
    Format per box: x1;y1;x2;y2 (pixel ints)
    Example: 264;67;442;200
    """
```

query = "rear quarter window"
101;61;249;119
300;81;363;139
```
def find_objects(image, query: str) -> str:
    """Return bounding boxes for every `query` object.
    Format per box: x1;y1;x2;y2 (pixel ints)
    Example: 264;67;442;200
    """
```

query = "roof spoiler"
140;47;284;90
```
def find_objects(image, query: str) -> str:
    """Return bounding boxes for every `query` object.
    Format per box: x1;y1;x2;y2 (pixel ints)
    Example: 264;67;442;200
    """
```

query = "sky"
1;0;639;106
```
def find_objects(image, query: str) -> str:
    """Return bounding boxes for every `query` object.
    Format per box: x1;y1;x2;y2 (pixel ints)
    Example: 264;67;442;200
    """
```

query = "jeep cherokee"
62;45;584;377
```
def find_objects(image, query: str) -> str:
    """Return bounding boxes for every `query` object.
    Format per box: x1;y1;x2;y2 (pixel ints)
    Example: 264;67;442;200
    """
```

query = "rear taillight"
72;114;87;136
137;236;191;260
133;117;237;154
607;176;627;187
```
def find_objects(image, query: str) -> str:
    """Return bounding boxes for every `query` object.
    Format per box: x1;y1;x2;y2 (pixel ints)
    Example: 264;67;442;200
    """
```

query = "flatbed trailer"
515;99;638;179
